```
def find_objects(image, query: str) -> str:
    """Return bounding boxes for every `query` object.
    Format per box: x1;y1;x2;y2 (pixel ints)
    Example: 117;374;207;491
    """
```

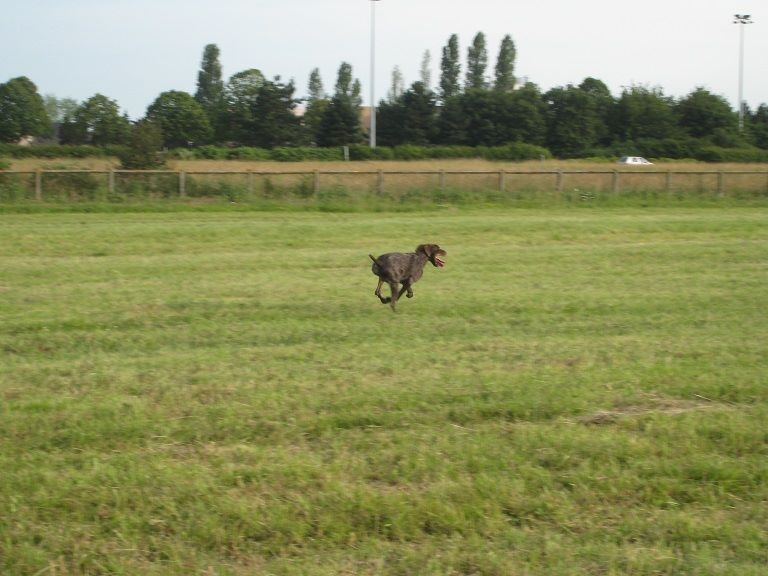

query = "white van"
618;156;653;165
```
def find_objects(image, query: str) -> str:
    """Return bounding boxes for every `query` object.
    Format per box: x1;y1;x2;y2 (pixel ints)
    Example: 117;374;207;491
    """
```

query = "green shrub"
225;147;271;161
293;176;315;198
371;146;396;160
695;146;768;163
194;145;228;160
275;146;304;161
0;144;119;159
0;173;33;201
42;172;104;200
347;145;373;160
115;172;177;198
184;176;228;199
169;145;345;162
119;121;165;169
480;142;551;161
393;145;429;160
350;143;551;162
429;146;478;159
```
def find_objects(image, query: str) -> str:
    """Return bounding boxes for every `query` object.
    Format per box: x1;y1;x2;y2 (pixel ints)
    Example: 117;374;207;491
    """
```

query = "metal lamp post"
733;14;753;132
369;0;381;148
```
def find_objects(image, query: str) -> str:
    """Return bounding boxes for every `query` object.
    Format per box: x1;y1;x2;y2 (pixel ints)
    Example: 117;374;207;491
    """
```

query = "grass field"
1;206;767;575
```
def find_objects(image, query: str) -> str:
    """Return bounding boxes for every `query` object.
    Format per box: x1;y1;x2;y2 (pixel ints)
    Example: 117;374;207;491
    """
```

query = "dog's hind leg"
388;281;399;311
374;278;391;303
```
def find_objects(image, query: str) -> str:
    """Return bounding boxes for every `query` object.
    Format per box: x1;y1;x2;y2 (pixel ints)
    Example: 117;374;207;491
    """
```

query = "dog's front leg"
397;281;414;299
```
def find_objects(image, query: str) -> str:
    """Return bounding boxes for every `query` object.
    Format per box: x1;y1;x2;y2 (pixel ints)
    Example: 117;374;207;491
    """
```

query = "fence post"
717;171;724;196
556;170;564;193
499;170;506;193
314;170;320;195
247;170;254;195
108;170;115;194
439;170;446;193
376;170;384;194
179;171;186;197
35;169;42;200
665;171;672;193
612;170;620;194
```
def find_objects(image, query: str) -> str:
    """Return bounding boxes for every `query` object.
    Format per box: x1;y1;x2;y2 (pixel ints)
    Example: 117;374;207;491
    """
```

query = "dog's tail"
369;254;378;264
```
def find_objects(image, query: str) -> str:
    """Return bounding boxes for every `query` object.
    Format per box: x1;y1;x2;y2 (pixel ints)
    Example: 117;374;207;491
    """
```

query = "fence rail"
2;168;768;200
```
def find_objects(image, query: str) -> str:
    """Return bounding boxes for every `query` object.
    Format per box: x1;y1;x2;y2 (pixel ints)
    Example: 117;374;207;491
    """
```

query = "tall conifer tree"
439;34;461;101
465;32;488;91
304;68;328;144
194;44;226;140
494;35;516;93
420;50;432;91
317;62;362;146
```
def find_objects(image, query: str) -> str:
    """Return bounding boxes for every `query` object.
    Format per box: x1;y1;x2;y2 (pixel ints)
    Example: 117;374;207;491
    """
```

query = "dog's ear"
415;244;427;255
420;244;439;257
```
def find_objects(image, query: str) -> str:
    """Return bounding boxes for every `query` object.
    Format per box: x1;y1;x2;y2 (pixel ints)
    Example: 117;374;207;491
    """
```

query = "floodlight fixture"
733;14;755;131
369;0;382;148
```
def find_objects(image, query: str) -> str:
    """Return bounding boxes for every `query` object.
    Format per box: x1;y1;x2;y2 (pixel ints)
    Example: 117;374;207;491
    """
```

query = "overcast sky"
1;0;765;120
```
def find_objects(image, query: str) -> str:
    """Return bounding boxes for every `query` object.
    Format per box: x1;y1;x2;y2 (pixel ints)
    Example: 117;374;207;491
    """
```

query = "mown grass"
1;207;767;575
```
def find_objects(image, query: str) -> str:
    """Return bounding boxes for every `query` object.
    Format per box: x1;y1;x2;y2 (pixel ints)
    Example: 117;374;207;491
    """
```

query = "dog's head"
416;244;447;268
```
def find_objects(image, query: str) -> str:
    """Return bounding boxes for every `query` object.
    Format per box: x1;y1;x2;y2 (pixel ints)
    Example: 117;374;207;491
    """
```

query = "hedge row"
694;146;768;163
169;143;552;162
347;142;551;161
1;143;551;163
172;145;343;162
2;142;767;164
0;143;127;159
587;138;768;163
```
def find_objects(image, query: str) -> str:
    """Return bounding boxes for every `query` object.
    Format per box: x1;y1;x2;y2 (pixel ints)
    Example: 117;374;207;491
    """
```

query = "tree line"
2;34;768;164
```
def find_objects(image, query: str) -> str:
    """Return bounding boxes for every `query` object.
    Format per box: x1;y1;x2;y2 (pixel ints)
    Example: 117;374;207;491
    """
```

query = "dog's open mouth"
433;255;446;268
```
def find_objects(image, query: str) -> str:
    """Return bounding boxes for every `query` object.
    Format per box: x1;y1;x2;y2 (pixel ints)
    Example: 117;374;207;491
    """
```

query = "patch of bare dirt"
573;394;734;425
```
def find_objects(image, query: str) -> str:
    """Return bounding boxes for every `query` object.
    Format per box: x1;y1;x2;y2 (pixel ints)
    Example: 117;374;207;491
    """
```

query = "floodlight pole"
369;0;381;148
733;14;753;132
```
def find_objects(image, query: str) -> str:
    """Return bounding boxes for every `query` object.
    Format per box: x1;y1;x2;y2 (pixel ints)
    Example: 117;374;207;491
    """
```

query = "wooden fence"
2;168;768;200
